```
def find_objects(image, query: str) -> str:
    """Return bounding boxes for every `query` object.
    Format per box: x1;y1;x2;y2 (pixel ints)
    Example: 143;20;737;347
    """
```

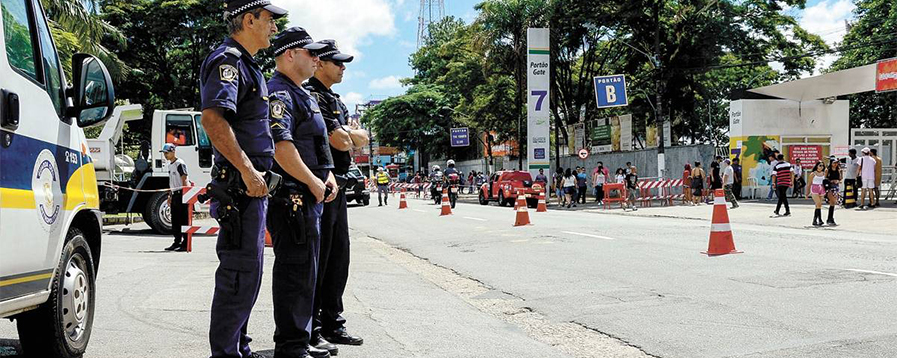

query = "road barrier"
181;186;214;253
636;179;687;207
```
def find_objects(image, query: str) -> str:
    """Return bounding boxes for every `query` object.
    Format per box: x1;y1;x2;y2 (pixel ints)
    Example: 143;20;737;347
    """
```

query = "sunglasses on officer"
321;59;345;67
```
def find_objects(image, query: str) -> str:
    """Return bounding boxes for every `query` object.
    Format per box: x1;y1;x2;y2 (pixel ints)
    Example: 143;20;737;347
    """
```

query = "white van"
0;0;115;356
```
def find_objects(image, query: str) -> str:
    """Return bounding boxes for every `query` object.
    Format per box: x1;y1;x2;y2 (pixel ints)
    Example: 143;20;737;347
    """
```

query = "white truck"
1;0;116;355
88;106;213;234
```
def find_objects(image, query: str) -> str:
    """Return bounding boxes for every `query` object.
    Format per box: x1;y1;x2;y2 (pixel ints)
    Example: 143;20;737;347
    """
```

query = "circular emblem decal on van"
32;149;63;232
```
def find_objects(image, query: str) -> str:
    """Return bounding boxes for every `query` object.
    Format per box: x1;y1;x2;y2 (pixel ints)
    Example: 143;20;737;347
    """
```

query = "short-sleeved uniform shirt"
305;77;352;175
199;37;274;171
267;72;334;182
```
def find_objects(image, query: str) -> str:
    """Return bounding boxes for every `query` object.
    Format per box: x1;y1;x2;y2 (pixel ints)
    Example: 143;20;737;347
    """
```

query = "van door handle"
1;89;20;131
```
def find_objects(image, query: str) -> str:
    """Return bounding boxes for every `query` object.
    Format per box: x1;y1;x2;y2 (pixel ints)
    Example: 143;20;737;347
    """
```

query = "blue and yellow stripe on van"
0;269;54;300
0;133;99;210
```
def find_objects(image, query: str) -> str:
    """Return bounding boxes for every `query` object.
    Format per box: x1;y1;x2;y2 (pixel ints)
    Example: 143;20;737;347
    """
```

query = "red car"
478;171;545;208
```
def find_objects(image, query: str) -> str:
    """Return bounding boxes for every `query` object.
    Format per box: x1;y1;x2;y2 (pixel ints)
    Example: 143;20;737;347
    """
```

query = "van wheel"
498;191;507;207
362;198;370;206
144;192;172;234
16;228;96;358
478;191;488;205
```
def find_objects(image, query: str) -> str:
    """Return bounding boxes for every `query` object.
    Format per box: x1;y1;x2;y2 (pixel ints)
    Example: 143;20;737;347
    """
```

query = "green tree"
361;84;455;163
42;0;126;80
830;0;897;128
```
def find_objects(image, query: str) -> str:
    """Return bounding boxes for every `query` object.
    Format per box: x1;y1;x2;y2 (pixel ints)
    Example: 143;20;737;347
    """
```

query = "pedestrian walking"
162;144;190;251
562;168;576;208
825;158;841;225
624;166;639;211
592;163;607;204
198;2;287;357
376;167;390;206
576;167;588;204
791;158;805;198
806;161;827;226
553;167;565;206
857;147;877;209
691;162;706;205
682;164;693;205
871;148;882;208
766;153;779;201
732;158;743;200
710;156;723;191
773;154;793;216
723;159;738;208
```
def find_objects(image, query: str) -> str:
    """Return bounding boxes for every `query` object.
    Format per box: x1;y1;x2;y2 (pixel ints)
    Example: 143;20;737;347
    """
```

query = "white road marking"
561;231;616;240
412;209;426;213
463;217;487;221
842;269;897;277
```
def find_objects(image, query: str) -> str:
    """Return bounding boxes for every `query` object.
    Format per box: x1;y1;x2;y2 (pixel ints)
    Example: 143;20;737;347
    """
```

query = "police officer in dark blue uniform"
266;27;339;358
199;1;285;357
304;40;368;353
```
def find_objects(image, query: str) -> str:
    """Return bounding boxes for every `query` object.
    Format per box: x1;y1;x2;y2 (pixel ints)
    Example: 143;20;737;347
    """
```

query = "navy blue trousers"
314;189;350;334
209;196;267;358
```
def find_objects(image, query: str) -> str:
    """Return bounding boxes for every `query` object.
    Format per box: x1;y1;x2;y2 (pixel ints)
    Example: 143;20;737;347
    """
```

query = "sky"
272;0;859;114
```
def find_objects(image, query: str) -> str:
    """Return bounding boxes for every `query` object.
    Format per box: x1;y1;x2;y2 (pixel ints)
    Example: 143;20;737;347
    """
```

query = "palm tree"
41;0;126;80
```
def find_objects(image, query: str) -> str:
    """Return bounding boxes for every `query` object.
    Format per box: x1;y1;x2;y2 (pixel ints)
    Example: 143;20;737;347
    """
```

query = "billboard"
876;58;897;93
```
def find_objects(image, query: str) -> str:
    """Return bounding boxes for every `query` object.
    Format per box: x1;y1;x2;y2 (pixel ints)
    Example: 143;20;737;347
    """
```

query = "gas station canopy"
748;64;877;102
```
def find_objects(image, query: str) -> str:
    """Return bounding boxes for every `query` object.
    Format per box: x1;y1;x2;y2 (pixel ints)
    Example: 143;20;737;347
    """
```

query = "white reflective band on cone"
711;223;731;232
714;197;726;205
518;207;527;212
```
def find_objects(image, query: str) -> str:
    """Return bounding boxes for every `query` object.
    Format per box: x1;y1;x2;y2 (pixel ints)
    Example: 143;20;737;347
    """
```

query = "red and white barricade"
635;179;688;207
181;186;218;253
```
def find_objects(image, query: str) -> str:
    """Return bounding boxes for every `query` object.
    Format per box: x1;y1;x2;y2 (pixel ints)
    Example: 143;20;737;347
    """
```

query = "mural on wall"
730;136;781;186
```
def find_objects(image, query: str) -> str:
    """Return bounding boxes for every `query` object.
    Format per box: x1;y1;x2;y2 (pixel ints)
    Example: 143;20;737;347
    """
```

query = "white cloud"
799;0;856;72
343;69;367;81
399;40;415;49
273;0;397;60
342;92;365;114
404;11;415;22
369;75;405;90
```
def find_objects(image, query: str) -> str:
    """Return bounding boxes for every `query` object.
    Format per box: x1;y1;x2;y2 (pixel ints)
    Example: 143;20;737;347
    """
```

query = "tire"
498;191;507;207
143;192;172;234
16;228;97;358
362;197;370;206
478;191;489;205
450;194;457;209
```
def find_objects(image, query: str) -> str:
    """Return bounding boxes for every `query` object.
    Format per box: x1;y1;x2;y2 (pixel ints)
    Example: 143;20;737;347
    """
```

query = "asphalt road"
1;197;895;358
352;197;897;358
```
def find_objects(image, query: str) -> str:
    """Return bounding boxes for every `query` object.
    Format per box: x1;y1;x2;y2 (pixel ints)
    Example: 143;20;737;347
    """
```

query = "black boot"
813;209;823;226
827;206;837;226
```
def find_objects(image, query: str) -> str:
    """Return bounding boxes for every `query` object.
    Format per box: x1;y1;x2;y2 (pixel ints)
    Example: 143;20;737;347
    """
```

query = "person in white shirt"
722;159;739;208
791;159;805;198
857;147;877;209
162;143;189;251
843;148;860;208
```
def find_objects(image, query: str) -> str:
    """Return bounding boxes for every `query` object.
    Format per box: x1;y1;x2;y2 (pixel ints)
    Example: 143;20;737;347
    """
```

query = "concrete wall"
730;99;849;149
557;144;715;179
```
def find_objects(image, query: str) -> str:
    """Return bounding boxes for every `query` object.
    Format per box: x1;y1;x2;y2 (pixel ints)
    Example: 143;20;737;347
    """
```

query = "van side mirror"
66;53;115;127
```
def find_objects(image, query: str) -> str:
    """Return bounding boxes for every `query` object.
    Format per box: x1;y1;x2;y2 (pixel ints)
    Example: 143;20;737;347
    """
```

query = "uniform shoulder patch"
270;99;286;119
219;64;238;82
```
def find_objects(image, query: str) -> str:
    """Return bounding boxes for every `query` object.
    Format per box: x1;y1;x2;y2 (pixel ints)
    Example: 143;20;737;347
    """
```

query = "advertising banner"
877;58;897;93
789;145;822;169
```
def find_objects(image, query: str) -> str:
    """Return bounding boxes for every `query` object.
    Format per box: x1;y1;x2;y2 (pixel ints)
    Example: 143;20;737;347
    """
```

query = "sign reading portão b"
593;75;628;108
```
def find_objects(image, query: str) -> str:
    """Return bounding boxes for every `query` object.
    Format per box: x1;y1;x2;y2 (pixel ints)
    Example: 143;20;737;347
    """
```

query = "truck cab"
90;108;212;234
0;0;116;355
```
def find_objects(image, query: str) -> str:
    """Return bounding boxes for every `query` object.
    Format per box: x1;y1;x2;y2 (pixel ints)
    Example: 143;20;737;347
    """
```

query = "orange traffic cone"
440;187;452;216
514;190;531;226
536;190;547;212
265;229;273;248
702;189;741;256
399;189;408;209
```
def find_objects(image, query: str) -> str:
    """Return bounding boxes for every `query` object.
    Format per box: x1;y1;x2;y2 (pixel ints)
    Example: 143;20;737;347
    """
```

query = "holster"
205;181;245;250
270;181;309;246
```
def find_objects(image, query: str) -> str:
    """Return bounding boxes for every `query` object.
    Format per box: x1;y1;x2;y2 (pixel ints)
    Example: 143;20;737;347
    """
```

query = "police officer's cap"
225;0;287;20
273;27;327;57
312;40;354;63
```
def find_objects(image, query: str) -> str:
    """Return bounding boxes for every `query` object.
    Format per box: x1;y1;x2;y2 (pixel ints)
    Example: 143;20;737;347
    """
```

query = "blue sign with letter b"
593;75;628;108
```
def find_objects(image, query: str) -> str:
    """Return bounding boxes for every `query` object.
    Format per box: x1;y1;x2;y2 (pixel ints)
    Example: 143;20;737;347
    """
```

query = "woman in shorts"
806;161;827;226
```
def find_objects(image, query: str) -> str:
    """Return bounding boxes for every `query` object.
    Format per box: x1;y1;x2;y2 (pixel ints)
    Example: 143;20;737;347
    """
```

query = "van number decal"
64;150;80;165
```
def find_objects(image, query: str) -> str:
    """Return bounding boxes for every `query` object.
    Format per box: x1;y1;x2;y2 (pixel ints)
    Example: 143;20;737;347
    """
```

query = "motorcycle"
446;173;461;208
431;182;443;205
